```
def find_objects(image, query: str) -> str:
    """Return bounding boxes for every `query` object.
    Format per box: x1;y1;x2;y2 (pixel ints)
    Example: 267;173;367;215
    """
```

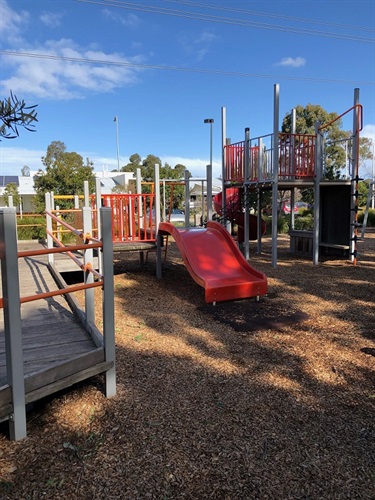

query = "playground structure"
43;167;267;304
0;206;115;440
219;85;364;267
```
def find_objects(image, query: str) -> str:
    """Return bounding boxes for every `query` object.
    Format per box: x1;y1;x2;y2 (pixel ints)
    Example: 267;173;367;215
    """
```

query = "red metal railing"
224;133;316;182
91;193;157;243
278;133;315;179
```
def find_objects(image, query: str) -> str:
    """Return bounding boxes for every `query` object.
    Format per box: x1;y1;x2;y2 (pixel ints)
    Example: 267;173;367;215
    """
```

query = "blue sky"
0;0;374;179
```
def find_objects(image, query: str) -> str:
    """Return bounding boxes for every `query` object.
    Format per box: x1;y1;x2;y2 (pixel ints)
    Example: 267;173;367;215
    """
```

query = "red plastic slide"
158;221;267;303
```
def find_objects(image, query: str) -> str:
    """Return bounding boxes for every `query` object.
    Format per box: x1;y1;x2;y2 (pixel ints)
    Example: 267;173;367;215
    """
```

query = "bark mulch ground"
0;230;374;499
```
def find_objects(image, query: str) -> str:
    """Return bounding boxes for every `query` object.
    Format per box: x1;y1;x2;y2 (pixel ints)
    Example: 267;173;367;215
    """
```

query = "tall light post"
114;116;120;171
204;118;214;167
204;118;214;222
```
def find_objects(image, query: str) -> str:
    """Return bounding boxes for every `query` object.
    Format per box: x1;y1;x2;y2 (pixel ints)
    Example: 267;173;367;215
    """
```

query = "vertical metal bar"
154;164;160;235
291;108;296;177
136;168;143;231
350;88;360;264
206;164;213;222
244;128;250;260
184;170;190;227
156;230;163;279
84;181;89;208
0;208;26;440
313;122;322;265
45;192;54;265
257;137;263;255
290;189;295;230
95;178;103;274
272;83;280;268
82;207;94;325
100;207;116;397
221;107;227;219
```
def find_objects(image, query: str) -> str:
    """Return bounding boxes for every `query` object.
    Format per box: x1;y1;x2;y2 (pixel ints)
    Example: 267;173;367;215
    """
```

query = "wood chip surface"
0;230;374;499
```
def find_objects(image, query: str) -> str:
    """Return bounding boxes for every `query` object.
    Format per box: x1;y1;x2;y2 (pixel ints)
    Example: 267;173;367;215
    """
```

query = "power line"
163;0;375;33
1;50;374;86
76;0;375;44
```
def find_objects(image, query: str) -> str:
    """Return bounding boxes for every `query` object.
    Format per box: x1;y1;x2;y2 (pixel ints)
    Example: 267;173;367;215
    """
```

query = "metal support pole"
350;88;360;264
206;164;213;222
82;207;94;325
244;127;250;259
100;207;116;397
45;192;54;265
156;230;163;279
95;178;103;274
257;137;264;255
313;122;322;265
0;208;26;440
272;83;280;268
184;169;190;227
84;181;89;208
290;188;295;230
221;107;227;220
154;164;160;235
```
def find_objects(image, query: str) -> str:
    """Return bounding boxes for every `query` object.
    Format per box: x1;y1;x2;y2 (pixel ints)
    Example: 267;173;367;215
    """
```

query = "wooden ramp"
0;240;111;423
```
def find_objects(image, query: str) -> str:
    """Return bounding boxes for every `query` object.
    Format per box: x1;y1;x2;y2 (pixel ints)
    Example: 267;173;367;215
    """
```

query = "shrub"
358;208;375;227
17;216;46;240
294;213;314;230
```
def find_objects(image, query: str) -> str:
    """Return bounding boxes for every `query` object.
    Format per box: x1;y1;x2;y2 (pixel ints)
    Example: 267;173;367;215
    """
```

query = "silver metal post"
184;169;190;227
100;207;116;397
114;116;120;172
244;128;250;259
45;192;54;265
221;107;227;220
82;207;94;325
313;122;322;265
154;164;160;235
95;178;103;274
0;208;26;440
206;164;213;222
272;83;280;268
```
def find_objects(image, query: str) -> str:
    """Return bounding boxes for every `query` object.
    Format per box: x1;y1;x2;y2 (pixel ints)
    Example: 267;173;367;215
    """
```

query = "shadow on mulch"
199;293;309;333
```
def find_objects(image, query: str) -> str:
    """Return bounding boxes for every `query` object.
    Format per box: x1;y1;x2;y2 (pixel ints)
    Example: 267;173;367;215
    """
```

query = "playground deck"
0;241;110;422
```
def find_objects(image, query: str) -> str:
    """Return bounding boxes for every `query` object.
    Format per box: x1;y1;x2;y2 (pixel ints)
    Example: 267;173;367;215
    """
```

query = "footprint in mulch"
199;295;308;333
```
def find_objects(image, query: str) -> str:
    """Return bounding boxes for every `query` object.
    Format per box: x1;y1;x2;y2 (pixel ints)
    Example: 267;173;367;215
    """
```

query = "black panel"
320;185;351;246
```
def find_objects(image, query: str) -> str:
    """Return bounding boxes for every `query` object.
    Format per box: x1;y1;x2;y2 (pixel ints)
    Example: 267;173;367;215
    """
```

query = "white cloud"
0;39;145;99
275;56;306;68
0;146;45;175
362;123;375;142
178;30;218;62
40;11;64;28
102;8;141;28
0;0;29;45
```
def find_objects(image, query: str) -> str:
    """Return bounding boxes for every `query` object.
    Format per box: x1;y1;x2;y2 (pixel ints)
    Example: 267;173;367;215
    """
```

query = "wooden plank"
0;403;13;421
24;348;105;393
0;384;11;406
25;361;113;404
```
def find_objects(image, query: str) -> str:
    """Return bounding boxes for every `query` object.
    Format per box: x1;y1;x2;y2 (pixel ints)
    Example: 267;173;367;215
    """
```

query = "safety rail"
279;133;315;179
224;133;316;182
92;192;157;243
0;206;115;440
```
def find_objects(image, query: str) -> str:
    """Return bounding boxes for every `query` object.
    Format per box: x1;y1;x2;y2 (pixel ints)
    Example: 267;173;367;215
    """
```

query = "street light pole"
204;118;214;167
114;116;120;171
204;119;214;223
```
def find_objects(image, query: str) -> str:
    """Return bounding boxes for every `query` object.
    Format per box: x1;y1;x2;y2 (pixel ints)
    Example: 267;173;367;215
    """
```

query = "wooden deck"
0;240;111;422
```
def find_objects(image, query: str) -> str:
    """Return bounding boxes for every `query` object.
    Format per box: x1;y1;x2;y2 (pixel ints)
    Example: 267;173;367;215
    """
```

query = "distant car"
282;201;309;214
166;208;185;223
